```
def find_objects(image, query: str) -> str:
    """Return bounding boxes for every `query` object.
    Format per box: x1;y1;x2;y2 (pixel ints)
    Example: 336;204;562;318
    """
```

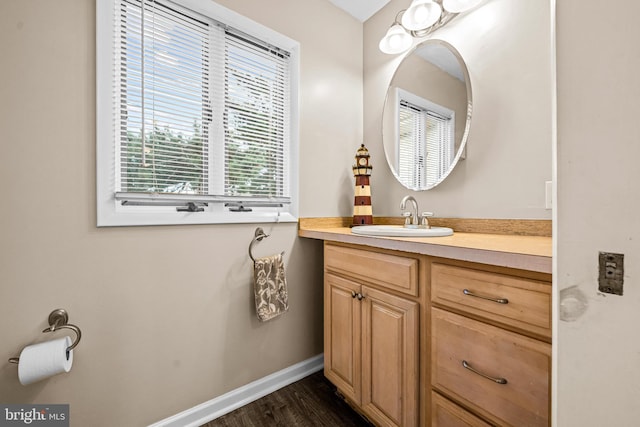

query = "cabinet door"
361;286;419;427
324;273;361;404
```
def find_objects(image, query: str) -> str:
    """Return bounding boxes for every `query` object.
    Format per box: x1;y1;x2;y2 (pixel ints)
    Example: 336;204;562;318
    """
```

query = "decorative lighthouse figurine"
352;144;373;225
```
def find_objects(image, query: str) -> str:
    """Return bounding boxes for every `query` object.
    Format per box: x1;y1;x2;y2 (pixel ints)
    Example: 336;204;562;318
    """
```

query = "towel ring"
9;309;82;364
248;227;285;263
249;228;269;263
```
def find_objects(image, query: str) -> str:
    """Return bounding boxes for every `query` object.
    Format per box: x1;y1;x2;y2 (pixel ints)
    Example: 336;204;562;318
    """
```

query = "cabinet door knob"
463;289;509;304
351;291;357;299
462;360;508;385
356;293;365;300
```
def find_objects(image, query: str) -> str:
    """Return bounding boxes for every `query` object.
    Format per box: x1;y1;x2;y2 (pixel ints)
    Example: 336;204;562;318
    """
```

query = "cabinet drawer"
432;392;491;427
431;263;551;339
432;308;550;427
325;244;418;296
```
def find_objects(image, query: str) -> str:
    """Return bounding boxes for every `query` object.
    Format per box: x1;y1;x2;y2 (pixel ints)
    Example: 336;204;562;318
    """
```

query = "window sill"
97;210;298;227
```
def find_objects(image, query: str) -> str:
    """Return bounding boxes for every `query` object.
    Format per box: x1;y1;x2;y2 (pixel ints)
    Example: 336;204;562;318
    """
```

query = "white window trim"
96;0;300;227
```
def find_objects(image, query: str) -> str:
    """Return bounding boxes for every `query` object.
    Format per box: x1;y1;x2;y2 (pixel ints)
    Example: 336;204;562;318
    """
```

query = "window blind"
222;28;290;200
398;101;424;189
398;99;453;188
114;0;291;205
116;0;211;196
424;110;452;186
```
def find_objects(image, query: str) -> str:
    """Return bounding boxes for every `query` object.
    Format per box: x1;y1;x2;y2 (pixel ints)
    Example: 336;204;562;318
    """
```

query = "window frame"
96;0;299;226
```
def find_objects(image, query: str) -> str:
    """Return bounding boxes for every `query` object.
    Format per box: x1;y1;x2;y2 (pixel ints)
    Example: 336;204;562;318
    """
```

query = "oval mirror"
382;39;472;190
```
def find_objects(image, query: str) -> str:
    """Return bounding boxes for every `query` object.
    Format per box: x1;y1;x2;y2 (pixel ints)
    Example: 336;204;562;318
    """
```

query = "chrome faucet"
400;196;419;227
400;195;434;229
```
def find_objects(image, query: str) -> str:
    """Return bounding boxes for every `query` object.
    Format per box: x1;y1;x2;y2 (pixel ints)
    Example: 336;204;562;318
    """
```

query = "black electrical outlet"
598;252;624;295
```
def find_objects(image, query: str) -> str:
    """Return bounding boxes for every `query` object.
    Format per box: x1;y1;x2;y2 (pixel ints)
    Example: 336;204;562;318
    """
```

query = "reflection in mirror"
383;39;472;190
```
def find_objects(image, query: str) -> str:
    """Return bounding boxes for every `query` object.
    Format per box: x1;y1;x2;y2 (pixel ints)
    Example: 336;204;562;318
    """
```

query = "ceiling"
327;0;391;22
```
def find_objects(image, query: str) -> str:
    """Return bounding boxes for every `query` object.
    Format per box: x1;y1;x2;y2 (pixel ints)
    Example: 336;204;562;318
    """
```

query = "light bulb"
379;24;412;54
401;0;442;31
442;0;483;13
413;5;429;22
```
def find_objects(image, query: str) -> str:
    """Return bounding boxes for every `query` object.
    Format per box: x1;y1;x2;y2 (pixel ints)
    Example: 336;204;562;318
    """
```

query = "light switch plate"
545;181;552;210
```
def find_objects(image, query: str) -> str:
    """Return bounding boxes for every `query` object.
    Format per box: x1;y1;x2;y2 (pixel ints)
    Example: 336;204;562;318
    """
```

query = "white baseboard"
148;354;324;427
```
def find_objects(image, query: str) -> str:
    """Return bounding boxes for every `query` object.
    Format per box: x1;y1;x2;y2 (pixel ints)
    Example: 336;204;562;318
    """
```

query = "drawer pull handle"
463;289;508;304
462;360;508;385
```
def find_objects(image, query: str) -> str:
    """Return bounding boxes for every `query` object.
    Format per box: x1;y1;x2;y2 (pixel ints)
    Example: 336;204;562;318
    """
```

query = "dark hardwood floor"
201;371;372;427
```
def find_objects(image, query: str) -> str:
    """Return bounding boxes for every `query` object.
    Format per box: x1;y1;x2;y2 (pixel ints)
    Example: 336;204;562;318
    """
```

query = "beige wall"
0;0;361;425
365;0;553;219
557;0;640;425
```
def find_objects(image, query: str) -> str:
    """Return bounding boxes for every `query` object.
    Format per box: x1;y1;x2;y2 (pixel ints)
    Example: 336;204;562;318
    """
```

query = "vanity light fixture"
442;0;483;13
378;22;413;54
379;0;483;55
402;0;442;32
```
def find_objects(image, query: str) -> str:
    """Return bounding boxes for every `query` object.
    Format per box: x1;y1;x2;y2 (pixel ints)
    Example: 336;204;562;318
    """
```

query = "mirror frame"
382;38;473;191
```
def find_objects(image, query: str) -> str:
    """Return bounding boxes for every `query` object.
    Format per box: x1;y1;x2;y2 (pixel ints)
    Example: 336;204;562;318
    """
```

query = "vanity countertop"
298;223;552;274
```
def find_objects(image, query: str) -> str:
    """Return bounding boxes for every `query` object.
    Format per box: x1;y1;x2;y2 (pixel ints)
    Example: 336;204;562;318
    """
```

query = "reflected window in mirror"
397;89;455;188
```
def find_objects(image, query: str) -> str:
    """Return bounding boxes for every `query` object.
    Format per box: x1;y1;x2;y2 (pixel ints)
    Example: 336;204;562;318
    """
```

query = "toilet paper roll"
18;336;73;385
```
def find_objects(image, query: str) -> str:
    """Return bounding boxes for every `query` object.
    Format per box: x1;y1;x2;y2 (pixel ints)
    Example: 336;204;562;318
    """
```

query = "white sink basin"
351;225;453;237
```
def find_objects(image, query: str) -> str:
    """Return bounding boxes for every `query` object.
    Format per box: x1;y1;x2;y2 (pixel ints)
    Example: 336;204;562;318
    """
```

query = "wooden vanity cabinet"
324;243;420;427
322;242;551;427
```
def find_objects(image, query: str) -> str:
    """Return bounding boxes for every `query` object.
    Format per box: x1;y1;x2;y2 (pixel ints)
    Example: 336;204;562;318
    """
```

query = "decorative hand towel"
253;253;289;321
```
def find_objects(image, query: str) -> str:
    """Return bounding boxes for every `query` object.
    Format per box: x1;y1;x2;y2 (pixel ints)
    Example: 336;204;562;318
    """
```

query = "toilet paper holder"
8;309;82;364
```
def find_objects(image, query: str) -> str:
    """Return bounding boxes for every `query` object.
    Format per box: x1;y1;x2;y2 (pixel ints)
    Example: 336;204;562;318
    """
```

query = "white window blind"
425;109;453;186
116;0;211;196
111;0;292;209
221;28;290;201
398;101;424;189
398;99;453;189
